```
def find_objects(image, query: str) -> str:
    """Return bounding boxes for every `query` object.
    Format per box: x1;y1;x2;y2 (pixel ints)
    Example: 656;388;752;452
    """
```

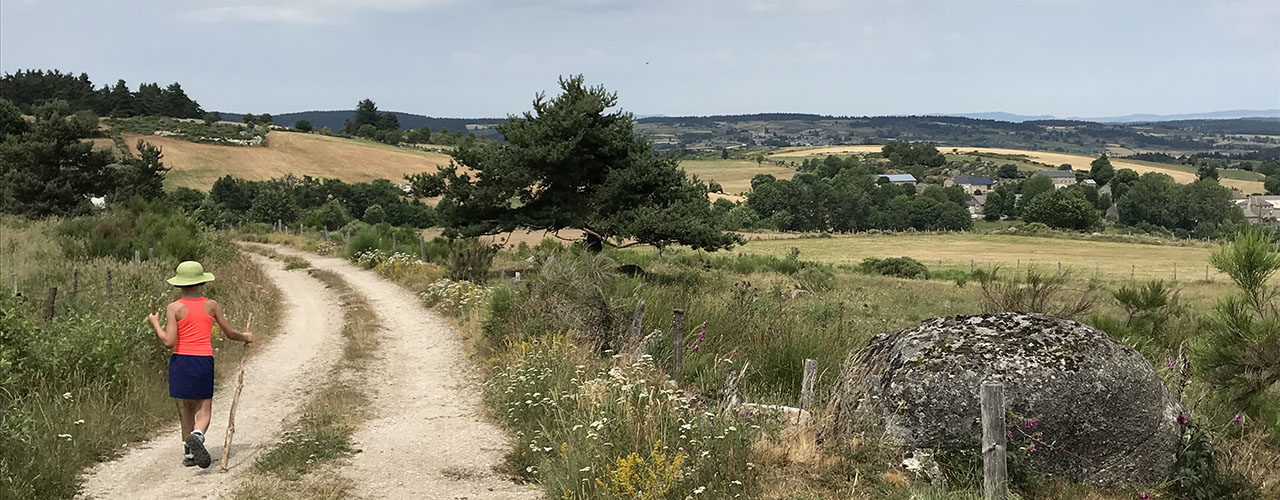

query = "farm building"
946;175;995;193
877;173;917;186
1238;195;1280;223
1034;170;1077;189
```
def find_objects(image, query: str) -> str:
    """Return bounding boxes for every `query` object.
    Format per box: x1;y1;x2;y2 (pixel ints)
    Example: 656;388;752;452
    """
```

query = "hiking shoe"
183;455;197;467
185;433;212;469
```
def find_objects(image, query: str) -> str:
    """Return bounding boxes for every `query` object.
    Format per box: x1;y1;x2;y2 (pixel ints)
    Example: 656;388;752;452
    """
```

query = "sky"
2;0;1278;118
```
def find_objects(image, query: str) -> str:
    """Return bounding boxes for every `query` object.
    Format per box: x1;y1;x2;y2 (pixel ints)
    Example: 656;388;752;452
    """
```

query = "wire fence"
930;258;1227;284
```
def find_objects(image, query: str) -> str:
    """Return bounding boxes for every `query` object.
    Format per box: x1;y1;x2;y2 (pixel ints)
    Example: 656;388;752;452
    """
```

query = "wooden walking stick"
219;314;252;473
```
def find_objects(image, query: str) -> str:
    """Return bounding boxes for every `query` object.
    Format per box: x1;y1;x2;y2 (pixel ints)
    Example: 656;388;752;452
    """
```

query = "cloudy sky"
2;0;1277;118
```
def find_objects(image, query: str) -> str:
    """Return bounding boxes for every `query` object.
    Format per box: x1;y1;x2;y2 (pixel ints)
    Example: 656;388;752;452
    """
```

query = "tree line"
0;69;204;118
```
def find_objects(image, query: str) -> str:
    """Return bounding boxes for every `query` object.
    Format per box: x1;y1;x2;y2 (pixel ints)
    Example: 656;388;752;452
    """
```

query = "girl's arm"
210;300;253;343
147;303;178;348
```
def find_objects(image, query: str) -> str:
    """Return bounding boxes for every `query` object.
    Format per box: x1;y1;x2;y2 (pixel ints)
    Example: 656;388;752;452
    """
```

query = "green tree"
1197;164;1219;180
1017;174;1055;212
1021;188;1102;231
202;112;221;125
1090;154;1115;185
242;113;256;124
0;99;115;217
344;98;380;135
1257;160;1280;177
357;123;377;139
1109;168;1140;201
167;187;206;212
377;112;400;131
248;185;299;223
110;140;169;202
294;119;313;132
997;164;1019;179
209;175;257;212
1266;175;1280;195
1117;172;1179;228
303;199;352;229
363;203;386;224
410;75;740;251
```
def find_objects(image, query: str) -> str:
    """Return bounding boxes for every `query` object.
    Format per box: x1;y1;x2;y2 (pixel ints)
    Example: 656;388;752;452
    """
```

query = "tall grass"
0;215;279;499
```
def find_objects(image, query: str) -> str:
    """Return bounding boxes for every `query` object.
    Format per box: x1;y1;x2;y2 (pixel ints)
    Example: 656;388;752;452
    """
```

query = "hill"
217;110;505;139
131;130;452;190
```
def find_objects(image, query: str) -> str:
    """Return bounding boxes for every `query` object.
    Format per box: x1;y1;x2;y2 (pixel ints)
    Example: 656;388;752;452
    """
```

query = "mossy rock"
827;312;1182;486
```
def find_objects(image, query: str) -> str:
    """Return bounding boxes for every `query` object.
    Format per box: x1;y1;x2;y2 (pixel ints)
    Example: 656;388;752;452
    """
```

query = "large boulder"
827;312;1182;486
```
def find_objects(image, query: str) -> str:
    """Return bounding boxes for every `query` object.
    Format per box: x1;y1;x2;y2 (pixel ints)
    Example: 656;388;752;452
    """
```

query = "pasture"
130;131;453;190
680;159;795;197
735;232;1226;283
770;144;1267;193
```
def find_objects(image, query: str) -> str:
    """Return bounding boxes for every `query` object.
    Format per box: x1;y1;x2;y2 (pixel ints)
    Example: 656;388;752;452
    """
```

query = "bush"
446;238;497;283
58;201;217;263
485;334;766;499
858;256;931;279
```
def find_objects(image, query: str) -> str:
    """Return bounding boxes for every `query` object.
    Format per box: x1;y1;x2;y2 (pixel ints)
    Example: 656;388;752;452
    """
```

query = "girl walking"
146;261;253;468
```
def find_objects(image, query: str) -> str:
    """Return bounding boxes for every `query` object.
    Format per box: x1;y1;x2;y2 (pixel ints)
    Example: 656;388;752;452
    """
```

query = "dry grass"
680;159;795;197
126;131;452;190
737;232;1227;282
770;145;1265;193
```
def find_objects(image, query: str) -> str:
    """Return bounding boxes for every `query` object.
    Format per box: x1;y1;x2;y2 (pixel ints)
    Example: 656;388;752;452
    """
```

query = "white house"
1034;170;1077;189
946;175;996;194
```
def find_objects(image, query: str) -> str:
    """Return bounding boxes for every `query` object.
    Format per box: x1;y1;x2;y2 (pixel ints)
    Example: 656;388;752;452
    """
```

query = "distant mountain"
1080;109;1280;123
943;112;1056;123
940;109;1280;123
216;110;505;137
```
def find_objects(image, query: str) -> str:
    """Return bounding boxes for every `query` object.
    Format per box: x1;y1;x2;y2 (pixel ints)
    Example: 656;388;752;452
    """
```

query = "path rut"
271;247;536;500
79;255;344;499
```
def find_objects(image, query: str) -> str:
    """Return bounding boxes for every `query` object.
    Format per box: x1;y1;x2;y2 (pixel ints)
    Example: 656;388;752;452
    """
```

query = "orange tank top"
174;297;215;356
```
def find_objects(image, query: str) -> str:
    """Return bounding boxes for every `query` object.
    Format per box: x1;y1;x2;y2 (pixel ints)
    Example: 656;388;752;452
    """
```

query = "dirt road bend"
79;254;344;499
270;246;536;499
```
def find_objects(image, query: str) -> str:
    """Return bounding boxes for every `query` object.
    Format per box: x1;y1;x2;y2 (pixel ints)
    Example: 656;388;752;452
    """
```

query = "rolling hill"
131;130;453;190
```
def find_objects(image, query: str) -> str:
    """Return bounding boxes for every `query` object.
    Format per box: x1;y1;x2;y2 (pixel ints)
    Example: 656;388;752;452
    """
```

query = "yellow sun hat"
167;261;216;286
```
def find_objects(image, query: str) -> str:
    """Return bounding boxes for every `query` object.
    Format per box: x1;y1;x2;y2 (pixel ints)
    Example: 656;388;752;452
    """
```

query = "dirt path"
79;255;345;499
270;247;536;499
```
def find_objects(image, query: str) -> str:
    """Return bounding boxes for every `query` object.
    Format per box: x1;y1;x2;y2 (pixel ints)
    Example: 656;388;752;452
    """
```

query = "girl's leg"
193;398;212;433
177;399;196;437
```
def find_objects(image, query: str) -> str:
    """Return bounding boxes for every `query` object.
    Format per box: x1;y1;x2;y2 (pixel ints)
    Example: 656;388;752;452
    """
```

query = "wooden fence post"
629;299;646;344
11;272;16;296
419;235;426;261
1057;261;1062;278
106;267;112;300
1173;263;1177;281
799;359;818;423
1095;262;1099;278
1206;264;1209;281
981;381;1008;500
133;250;141;264
44;287;58;321
672;309;685;375
148;247;154;261
392;232;397;250
1131;264;1135;283
72;268;79;297
323;225;330;241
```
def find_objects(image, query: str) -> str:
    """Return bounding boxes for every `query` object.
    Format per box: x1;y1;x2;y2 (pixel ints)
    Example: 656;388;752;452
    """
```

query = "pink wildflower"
1176;413;1188;426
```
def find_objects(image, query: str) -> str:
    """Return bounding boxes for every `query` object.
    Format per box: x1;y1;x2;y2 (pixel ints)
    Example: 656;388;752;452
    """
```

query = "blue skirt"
168;354;214;400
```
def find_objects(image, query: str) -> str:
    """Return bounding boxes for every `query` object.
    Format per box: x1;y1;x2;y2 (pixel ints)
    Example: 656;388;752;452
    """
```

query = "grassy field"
680;159;795;197
735;232;1226;282
770;145;1266;194
127;131;453;190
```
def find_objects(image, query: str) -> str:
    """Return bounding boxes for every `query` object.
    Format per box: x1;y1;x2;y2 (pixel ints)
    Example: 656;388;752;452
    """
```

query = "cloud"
183;0;454;25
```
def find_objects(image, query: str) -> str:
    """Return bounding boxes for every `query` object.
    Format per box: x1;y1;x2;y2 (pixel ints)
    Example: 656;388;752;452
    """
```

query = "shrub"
484;334;767;499
979;268;1097;318
446;238;497;283
858;256;931;279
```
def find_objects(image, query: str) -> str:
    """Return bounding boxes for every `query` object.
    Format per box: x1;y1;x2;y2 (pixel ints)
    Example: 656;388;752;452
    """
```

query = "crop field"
128;131;453;190
735;232;1228;283
770;145;1266;193
680;159;795;197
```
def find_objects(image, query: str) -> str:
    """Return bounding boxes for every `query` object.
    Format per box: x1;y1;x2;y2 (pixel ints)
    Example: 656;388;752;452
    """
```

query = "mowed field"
123;131;453;190
680;159;795;200
736;232;1228;282
769;145;1266;194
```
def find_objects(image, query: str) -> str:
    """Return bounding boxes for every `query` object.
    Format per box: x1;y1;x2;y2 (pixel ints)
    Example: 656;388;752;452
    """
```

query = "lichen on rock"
826;312;1182;486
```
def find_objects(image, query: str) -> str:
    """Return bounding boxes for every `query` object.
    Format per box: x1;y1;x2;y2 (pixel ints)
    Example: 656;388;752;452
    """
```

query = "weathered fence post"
44;287;58;321
1131;264;1135;283
799;359;818;423
1206;264;1209;282
106;267;112;300
72;268;79;297
970;260;974;273
277;219;282;232
392;232;397;250
672;309;685;375
11;272;16;296
501;269;507;281
148;247;154;261
133;250;141;264
1095;262;1099;278
981;380;1008;500
1173;263;1177;281
419;235;426;261
323;225;330;241
1057;261;1062;278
